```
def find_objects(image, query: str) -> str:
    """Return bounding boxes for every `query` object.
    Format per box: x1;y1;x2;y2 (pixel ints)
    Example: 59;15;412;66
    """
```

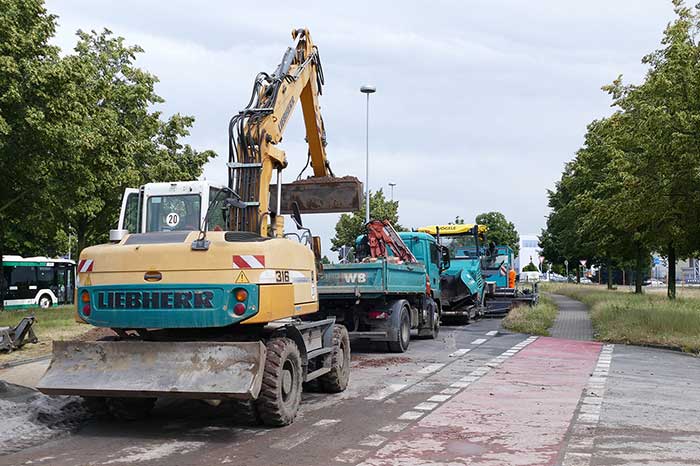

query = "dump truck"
481;244;539;316
417;224;487;324
317;221;449;352
37;29;361;426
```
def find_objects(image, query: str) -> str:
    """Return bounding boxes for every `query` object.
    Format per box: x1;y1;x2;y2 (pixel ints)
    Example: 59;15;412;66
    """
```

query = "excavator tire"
105;397;156;421
256;337;303;426
318;325;350;393
229;399;260;426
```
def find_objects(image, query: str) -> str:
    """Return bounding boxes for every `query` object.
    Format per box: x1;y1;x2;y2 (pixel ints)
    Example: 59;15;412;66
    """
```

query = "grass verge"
502;294;558;336
543;283;700;354
0;305;90;364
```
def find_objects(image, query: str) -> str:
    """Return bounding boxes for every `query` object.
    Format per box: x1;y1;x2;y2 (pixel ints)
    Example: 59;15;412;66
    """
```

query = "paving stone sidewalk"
549;293;594;341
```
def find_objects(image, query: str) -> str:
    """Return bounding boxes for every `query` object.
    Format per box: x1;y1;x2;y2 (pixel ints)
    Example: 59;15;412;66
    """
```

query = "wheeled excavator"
37;28;361;426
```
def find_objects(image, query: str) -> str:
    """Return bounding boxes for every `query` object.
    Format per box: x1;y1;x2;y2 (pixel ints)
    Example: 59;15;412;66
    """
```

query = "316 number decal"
275;270;290;283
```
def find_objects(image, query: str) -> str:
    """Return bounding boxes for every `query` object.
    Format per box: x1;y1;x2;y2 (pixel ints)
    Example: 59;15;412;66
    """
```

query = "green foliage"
0;1;215;259
541;1;700;299
475;211;520;257
331;189;401;250
501;294;557;336
544;283;700;353
522;262;539;272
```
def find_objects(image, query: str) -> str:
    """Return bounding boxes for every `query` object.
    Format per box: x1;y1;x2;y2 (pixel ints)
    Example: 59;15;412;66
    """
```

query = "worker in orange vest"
508;268;516;289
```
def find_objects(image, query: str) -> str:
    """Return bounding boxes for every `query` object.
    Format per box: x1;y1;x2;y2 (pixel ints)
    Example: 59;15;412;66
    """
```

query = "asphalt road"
2;317;700;466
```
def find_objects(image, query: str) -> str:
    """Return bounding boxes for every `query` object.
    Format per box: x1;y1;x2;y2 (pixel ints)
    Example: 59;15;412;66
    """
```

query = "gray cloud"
47;0;675;258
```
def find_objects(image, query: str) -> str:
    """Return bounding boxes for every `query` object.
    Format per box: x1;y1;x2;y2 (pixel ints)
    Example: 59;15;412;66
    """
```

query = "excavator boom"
228;28;361;235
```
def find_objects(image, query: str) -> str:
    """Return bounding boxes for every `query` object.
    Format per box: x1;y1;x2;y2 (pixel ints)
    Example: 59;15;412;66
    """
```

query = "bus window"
37;266;55;289
9;266;36;288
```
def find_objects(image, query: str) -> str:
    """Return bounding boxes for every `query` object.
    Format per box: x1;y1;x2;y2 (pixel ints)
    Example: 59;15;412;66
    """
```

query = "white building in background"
515;234;542;274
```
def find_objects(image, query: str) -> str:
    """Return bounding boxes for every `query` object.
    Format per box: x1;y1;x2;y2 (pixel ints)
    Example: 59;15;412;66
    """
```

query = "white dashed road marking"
364;383;407;401
561;344;614;466
418;363;445;374
359;434;387;447
449;348;471;357
486;330;498;336
471;338;487;345
378;423;409;433
413;402;439;411
334;449;370;463
272;418;340;450
398;411;424;421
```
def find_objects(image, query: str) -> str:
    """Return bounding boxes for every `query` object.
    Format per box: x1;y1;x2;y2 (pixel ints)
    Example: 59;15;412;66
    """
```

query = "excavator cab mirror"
224;197;247;210
291;202;303;229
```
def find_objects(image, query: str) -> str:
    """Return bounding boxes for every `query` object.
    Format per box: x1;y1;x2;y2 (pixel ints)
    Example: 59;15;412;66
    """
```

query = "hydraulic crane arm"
228;28;360;236
366;220;417;263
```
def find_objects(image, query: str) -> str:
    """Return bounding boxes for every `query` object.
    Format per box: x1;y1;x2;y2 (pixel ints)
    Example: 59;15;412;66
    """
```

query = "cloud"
46;0;676;257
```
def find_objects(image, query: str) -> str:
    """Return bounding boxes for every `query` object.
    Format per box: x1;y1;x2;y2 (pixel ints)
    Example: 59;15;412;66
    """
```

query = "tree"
602;1;700;298
48;30;215;253
523;262;539;272
331;189;401;250
475;212;520;257
0;0;61;260
1;22;215;257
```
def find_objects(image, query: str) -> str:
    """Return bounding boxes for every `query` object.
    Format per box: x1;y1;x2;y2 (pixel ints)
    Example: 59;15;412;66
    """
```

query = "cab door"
118;188;140;233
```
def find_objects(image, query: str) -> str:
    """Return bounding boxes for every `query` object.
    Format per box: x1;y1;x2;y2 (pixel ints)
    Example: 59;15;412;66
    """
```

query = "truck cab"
480;245;514;288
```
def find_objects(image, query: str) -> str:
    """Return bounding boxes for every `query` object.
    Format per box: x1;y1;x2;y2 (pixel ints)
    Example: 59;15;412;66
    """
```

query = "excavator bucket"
37;340;266;400
270;176;363;214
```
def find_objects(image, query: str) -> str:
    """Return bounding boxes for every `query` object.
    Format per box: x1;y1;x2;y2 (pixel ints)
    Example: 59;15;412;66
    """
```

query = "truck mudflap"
37;340;266;400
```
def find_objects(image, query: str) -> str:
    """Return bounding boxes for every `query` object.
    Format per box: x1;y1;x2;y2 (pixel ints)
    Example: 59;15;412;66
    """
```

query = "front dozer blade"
37;340;266;400
270;176;363;214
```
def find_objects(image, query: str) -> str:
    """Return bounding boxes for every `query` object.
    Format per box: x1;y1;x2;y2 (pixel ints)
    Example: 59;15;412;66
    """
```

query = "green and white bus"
1;256;76;309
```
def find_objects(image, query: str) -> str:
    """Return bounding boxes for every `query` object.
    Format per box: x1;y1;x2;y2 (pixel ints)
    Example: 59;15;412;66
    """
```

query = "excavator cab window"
146;194;201;232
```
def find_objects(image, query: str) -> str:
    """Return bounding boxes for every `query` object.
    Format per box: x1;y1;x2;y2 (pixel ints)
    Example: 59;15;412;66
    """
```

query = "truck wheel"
319;325;350;393
430;309;440;339
388;306;411;353
105;397;156;421
256;337;303;426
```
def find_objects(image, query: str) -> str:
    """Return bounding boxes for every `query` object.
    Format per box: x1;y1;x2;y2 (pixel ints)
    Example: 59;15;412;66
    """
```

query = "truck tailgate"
319;261;426;297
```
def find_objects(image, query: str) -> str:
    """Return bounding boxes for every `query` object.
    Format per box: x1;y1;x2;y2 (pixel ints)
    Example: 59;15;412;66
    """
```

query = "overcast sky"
46;0;675;258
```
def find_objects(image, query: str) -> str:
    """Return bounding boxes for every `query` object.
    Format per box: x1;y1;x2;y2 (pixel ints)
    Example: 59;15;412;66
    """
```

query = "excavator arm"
228;28;361;236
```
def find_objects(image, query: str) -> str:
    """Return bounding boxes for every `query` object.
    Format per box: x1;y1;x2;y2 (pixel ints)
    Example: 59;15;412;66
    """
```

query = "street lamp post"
388;182;396;201
361;85;376;223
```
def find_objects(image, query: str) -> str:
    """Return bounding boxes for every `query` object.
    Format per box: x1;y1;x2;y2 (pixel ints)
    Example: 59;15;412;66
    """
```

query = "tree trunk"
668;244;676;300
607;256;613;290
576;265;580;284
0;225;4;311
634;243;644;294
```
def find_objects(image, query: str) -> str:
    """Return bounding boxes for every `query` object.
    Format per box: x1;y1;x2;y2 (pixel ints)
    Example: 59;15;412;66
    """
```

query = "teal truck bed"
316;231;446;353
318;259;427;298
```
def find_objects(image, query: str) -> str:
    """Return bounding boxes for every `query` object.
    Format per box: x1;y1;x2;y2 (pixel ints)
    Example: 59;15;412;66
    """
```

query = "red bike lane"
360;337;602;466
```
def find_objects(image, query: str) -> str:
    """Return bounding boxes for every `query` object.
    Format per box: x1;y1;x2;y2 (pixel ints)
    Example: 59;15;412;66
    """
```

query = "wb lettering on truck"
96;291;214;309
342;273;367;284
